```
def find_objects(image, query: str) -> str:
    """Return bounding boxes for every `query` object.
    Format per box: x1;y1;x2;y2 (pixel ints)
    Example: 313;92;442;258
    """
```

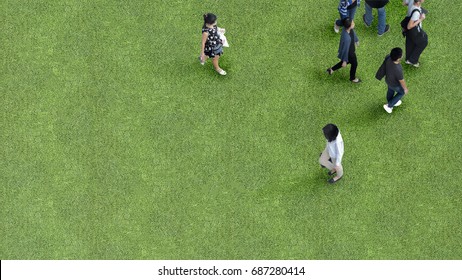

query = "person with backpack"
200;13;227;75
327;18;361;83
319;124;344;184
334;0;360;33
404;0;428;67
376;48;409;114
362;0;390;36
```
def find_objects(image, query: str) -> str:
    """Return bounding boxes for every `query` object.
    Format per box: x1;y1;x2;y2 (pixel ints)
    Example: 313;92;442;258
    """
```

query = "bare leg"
212;55;221;72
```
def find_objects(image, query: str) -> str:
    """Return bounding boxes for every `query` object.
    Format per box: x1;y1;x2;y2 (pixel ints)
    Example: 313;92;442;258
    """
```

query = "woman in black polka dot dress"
200;13;227;75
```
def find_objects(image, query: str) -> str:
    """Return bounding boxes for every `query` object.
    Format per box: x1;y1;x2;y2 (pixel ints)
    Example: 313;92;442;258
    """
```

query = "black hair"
390;47;403;61
343;17;352;29
203;13;217;28
322;124;340;142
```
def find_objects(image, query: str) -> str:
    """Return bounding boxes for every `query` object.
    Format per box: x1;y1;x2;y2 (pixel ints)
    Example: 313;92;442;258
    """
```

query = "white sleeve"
411;10;421;21
335;140;344;166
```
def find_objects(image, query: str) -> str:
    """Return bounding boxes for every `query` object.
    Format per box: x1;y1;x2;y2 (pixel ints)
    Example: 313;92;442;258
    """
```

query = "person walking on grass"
327;18;361;83
376;48;409;114
404;0;428;67
334;0;360;33
319;124;344;184
363;0;390;36
200;13;227;76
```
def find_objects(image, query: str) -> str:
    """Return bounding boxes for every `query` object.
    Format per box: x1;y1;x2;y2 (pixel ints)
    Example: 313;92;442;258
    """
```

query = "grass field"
1;0;461;259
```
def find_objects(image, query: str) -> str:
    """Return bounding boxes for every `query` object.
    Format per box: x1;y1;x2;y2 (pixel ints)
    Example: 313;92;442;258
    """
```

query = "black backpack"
400;9;420;37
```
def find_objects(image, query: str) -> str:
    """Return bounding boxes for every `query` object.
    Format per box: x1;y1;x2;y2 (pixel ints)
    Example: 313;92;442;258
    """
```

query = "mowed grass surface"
1;0;461;259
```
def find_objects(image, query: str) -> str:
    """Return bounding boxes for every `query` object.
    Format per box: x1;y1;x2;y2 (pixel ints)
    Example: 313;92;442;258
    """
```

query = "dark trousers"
332;53;358;81
405;30;428;64
387;85;405;107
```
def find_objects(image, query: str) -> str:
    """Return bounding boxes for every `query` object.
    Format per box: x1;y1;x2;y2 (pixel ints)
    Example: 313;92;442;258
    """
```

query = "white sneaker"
405;60;420;67
334;22;340;33
217;69;227;76
383;104;393;114
394;100;402;107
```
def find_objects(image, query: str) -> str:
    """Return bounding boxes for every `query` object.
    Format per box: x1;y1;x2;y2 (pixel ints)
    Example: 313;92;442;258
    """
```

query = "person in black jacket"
363;0;390;36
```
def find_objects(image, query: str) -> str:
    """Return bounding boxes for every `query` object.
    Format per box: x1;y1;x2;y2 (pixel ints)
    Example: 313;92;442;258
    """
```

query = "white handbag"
217;28;229;47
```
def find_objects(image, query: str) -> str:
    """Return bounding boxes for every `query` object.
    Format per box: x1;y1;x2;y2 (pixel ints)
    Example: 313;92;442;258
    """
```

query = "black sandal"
328;177;342;184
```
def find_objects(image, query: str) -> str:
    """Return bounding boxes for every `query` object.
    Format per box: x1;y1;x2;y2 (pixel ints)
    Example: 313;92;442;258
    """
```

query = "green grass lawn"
1;0;461;259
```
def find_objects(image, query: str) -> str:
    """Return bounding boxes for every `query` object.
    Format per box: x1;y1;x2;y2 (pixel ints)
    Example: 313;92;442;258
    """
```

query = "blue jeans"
364;3;386;34
336;6;357;26
387;85;405;107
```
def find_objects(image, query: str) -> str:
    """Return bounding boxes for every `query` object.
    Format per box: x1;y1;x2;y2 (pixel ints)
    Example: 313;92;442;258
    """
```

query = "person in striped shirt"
334;0;361;33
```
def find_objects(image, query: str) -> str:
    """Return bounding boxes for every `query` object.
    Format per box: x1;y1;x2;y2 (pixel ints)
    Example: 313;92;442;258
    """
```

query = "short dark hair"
390;47;403;61
203;13;217;27
322;124;340;142
343;17;352;29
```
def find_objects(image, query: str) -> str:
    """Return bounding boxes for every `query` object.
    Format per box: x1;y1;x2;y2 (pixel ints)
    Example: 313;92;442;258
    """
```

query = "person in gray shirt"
377;48;409;114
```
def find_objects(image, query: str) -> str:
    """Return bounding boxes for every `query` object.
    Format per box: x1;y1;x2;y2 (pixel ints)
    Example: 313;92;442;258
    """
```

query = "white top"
410;5;423;31
326;132;344;166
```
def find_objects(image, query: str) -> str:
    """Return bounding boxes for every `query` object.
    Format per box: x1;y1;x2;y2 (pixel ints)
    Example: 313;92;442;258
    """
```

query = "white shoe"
198;57;205;65
383;104;393;114
217;69;227;76
394;100;402;107
334;22;340;33
405;60;420;67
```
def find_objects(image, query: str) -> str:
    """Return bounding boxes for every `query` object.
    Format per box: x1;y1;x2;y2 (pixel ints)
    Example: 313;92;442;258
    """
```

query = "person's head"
390;47;403;62
203;13;217;27
322;124;340;142
343;18;354;30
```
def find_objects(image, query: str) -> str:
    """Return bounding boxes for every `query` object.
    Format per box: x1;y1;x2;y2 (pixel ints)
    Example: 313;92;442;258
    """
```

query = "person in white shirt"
405;0;427;67
319;124;344;184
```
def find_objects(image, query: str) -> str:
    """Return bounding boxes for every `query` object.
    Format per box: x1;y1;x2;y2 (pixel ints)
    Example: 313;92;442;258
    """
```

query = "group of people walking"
198;0;430;184
322;0;429;183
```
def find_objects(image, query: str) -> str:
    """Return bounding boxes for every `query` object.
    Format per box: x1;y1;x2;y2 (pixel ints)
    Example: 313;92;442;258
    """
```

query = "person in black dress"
200;13;227;75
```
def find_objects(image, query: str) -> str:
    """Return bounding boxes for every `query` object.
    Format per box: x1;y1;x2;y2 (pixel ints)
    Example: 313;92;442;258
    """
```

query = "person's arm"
403;0;408;6
339;1;348;16
407;12;425;30
353;30;359;46
399;79;409;94
200;31;208;60
339;33;349;67
335;140;344;167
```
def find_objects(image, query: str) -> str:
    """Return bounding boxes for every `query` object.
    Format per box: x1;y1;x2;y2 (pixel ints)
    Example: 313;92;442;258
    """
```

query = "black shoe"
328;177;342;184
378;24;390;36
363;14;371;27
